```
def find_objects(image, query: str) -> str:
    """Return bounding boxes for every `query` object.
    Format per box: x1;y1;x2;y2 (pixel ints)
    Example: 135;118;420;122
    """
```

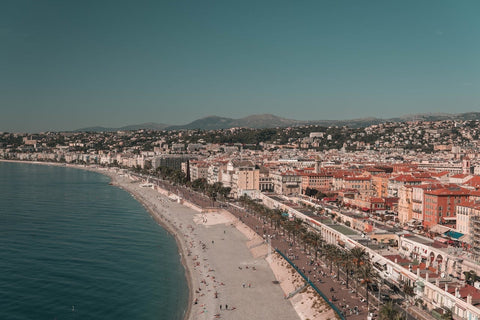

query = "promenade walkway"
148;177;373;320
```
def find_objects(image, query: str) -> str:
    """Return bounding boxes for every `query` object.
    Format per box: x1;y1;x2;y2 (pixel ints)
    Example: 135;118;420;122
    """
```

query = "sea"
0;162;188;320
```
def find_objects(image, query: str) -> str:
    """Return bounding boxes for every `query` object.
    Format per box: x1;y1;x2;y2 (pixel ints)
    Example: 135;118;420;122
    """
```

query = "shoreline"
0;160;193;319
1;160;326;320
107;173;195;320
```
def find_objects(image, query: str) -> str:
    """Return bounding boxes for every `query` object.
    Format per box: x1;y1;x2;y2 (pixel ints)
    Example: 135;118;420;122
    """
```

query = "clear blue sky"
1;0;479;132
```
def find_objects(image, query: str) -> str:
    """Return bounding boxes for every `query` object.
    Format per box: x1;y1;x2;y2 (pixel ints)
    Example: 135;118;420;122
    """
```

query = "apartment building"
371;173;390;198
423;187;471;229
271;171;302;196
388;175;423;197
300;172;332;193
456;201;480;243
226;160;259;198
398;185;413;224
189;161;209;181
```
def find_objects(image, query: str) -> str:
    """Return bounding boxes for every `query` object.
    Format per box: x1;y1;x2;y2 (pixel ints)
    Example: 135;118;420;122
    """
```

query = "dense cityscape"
3;118;480;319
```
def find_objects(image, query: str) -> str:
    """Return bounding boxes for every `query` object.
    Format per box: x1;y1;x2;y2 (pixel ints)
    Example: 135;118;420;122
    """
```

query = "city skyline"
2;1;480;132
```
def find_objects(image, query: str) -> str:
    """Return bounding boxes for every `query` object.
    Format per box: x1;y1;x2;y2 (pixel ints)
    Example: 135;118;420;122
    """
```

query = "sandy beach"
1;161;332;320
99;168;334;320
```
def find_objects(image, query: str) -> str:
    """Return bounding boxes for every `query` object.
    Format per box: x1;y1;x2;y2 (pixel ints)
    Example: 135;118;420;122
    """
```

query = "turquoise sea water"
0;162;188;320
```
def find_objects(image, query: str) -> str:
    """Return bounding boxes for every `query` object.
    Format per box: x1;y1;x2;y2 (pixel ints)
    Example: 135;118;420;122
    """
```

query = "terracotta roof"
465;176;480;188
451;174;470;179
447;284;480;300
424;187;471;196
430;171;450;177
344;176;371;181
391;175;423;182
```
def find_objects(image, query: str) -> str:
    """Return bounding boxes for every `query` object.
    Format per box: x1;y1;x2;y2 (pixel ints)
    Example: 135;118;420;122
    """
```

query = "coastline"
1;160;326;320
0;160;194;319
104;171;195;320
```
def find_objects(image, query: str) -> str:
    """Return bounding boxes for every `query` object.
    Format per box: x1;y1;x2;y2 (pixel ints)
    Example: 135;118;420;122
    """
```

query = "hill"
74;112;480;132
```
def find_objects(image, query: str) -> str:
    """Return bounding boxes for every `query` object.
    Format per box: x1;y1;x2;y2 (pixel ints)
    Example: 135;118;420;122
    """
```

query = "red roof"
344;176;371;181
447;284;480;300
465;176;480;188
430;171;450;177
425;187;470;196
451;174;470;179
391;175;423;183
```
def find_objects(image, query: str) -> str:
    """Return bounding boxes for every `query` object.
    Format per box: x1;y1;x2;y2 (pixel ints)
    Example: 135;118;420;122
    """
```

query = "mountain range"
75;112;480;132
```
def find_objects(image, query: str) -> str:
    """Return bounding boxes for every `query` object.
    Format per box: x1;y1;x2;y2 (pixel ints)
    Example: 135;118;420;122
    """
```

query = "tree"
464;270;479;286
359;264;376;308
191;178;208;191
304;187;318;197
441;308;453;320
324;244;339;274
350;246;367;293
379;301;400;320
341;251;354;289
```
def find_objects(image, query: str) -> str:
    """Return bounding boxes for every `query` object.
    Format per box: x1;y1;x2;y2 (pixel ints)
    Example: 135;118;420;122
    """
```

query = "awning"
429;225;450;234
444;230;463;239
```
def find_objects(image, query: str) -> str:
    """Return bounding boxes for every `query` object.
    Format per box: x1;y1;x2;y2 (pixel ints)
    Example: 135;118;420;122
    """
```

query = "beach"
101;168;333;320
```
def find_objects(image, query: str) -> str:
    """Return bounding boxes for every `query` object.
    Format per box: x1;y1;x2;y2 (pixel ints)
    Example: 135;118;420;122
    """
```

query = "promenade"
149;175;376;320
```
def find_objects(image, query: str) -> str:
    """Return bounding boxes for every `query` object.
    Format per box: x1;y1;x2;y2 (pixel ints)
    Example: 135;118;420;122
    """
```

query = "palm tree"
341;251;354;289
379;301;400;320
311;233;322;260
324;244;339;274
441;308;453;320
331;248;344;280
292;218;304;244
350;246;367;269
350;246;367;293
359;264;377;309
301;231;316;254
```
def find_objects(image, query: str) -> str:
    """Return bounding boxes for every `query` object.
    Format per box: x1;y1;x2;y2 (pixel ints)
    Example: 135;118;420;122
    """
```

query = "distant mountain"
118;122;169;131
166;116;235;130
75;122;169;132
74;111;480;132
165;114;302;130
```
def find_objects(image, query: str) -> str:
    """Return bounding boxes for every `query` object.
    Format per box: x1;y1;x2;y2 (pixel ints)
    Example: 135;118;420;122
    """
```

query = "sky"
1;0;480;132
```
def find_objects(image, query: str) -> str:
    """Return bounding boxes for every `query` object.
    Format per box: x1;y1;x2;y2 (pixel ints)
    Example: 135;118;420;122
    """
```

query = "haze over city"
2;1;479;132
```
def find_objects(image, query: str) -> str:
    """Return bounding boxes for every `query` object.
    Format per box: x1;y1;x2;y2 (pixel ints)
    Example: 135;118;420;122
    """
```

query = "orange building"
423;186;471;229
372;173;390;198
300;172;333;193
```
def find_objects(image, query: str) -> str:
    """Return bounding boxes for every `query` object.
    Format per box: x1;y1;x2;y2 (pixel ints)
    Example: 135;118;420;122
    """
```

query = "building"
228;160;259;198
423;186;471;229
456;201;480;246
189;161;209;181
300;172;333;194
398;185;413;224
271;171;302;196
